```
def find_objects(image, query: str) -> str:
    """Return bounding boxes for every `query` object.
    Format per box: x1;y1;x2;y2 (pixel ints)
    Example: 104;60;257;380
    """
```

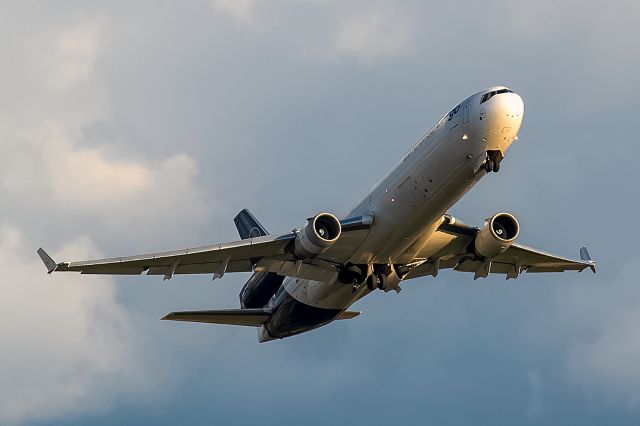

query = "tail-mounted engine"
474;212;519;258
294;212;342;258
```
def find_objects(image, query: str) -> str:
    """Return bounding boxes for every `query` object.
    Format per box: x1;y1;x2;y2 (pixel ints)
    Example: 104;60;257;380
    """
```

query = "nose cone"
478;88;524;153
486;91;524;122
502;92;524;120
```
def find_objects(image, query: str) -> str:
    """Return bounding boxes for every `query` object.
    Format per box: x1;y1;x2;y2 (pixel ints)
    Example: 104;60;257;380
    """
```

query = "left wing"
403;215;595;280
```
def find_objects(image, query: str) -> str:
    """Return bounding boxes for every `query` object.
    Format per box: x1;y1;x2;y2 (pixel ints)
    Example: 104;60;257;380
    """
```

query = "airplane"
37;86;596;342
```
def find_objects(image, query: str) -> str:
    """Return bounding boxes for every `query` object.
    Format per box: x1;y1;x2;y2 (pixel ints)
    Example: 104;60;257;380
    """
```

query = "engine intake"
474;212;519;259
294;212;342;258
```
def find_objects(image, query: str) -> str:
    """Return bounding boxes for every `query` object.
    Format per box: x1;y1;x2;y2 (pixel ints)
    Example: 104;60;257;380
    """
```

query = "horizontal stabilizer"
37;248;57;273
162;308;271;327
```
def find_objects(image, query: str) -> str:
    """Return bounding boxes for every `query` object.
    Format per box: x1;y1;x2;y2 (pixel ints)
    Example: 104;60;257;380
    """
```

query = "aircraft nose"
478;89;524;153
481;90;524;128
480;88;524;124
502;92;524;120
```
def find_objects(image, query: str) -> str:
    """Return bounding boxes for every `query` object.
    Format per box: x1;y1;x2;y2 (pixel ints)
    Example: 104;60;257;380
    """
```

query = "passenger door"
462;101;470;125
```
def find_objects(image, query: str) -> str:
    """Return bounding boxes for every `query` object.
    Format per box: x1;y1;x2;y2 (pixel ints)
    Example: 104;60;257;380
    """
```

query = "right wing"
37;213;374;281
38;233;296;279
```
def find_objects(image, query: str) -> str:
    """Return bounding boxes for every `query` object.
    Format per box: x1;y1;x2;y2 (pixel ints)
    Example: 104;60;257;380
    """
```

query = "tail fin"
234;209;269;239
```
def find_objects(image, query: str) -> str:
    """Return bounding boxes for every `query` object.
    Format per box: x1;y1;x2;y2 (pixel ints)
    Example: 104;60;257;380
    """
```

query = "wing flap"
162;308;271;326
145;260;253;276
255;258;338;282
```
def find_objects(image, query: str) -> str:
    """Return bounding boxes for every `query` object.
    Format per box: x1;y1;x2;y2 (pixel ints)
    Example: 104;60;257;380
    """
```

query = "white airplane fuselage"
260;87;524;340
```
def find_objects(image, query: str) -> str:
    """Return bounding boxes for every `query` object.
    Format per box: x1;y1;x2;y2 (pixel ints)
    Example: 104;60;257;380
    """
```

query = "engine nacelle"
474;212;519;259
294;212;342;258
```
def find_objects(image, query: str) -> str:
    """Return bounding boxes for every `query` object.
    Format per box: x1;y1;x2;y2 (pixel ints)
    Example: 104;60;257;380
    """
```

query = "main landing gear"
339;263;403;293
338;264;389;293
484;150;504;173
366;273;387;291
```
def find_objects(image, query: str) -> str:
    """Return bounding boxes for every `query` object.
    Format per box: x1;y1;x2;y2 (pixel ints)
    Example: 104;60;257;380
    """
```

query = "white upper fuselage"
280;86;524;310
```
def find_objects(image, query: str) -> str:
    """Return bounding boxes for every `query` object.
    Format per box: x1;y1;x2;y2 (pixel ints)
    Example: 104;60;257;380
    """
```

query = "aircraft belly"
283;275;366;310
266;287;343;339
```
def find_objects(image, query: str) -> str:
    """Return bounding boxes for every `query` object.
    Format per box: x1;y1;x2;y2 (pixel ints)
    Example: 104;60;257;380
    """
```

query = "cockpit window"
480;88;514;104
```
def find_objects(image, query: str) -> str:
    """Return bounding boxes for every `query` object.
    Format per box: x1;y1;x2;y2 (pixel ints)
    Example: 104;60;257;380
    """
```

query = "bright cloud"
334;10;408;63
0;226;149;424
213;0;257;24
0;16;211;424
38;21;101;91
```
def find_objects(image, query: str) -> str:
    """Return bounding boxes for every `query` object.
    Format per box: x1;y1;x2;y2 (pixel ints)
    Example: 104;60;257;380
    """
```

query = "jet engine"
474;212;519;258
294;212;342;258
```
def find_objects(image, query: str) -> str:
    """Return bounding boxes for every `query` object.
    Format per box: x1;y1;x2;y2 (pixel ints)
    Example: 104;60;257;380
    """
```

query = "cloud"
1;17;210;246
526;371;545;416
563;259;640;408
0;226;150;424
0;16;212;423
40;122;207;227
212;0;257;24
334;9;408;63
36;21;101;91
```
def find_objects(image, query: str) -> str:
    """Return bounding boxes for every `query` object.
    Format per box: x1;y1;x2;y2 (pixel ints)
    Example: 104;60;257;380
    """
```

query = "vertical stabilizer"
234;209;269;239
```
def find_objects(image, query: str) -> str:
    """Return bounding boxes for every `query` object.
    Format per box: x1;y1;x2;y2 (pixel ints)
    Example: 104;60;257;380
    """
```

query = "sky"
1;0;639;424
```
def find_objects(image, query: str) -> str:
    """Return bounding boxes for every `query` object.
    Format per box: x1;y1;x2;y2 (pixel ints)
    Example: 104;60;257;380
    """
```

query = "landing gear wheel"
485;150;503;173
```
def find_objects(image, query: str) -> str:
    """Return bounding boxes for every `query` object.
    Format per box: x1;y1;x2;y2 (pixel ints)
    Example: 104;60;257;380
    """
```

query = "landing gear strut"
484;150;503;173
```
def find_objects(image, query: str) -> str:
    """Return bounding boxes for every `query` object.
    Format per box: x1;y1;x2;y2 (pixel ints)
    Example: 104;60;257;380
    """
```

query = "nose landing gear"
484;150;504;173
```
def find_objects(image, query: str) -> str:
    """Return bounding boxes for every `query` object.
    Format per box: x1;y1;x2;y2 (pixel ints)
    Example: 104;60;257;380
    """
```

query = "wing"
38;233;295;279
403;215;596;281
37;214;374;281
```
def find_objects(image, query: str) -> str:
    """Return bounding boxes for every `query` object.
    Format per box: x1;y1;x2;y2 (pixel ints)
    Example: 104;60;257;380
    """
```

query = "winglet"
37;248;57;273
579;246;596;273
